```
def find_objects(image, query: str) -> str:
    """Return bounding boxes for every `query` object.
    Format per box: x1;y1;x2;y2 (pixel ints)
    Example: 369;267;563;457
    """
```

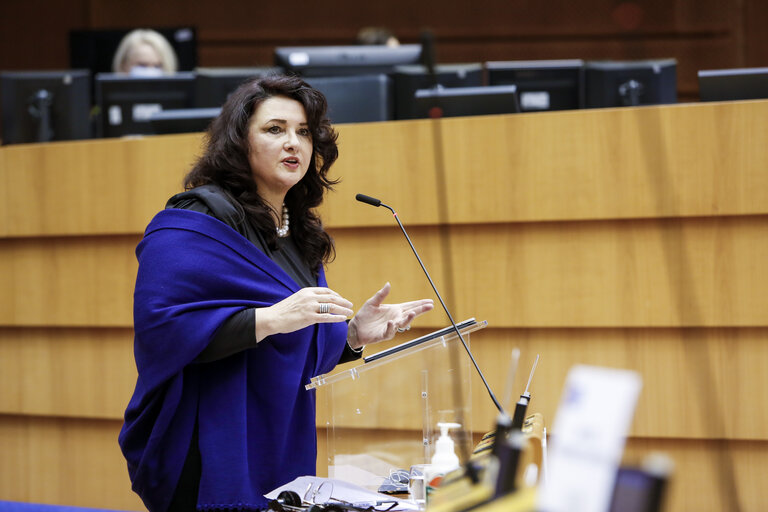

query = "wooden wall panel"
469;327;768;440
2;324;763;441
0;236;139;326
0;415;144;510
0;135;200;237
328;217;768;328
623;438;768;512
2;324;765;440
328;101;768;227
0;148;7;234
3;101;767;238
397;98;742;217
2;215;766;329
318;326;768;440
0;328;135;419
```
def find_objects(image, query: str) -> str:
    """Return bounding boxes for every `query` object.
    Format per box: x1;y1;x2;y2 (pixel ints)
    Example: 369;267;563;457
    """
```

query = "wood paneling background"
1;0;767;101
1;100;767;510
1;4;766;510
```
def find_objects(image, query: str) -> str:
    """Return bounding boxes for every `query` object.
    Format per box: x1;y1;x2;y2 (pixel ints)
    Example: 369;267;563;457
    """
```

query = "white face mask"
129;65;164;77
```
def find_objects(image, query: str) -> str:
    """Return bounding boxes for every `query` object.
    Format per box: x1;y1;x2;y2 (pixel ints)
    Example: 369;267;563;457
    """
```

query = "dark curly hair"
183;74;339;271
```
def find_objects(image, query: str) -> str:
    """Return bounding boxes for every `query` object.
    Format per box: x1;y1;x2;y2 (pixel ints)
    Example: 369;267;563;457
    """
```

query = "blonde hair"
112;29;178;73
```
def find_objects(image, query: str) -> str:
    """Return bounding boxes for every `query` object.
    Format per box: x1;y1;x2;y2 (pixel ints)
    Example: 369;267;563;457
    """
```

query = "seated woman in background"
112;28;178;75
356;26;400;47
118;74;433;512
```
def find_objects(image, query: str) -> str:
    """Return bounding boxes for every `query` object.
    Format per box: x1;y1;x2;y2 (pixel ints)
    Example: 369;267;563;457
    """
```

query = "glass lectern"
306;319;488;492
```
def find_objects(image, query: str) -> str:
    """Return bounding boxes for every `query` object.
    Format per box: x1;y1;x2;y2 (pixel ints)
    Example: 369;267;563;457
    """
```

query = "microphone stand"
356;194;507;484
383;200;505;416
29;88;54;143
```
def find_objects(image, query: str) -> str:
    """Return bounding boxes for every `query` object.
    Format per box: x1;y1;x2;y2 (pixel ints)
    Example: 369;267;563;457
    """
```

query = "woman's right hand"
253;287;353;342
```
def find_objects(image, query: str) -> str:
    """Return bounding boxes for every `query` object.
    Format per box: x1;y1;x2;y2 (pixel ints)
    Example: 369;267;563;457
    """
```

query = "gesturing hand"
347;282;434;349
254;287;353;342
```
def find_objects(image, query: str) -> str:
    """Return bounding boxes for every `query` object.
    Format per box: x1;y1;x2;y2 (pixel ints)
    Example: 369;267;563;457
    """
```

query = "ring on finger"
318;303;330;314
397;325;411;333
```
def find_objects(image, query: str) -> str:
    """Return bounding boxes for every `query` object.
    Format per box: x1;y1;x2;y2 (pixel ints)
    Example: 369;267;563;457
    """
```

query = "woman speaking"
118;75;433;512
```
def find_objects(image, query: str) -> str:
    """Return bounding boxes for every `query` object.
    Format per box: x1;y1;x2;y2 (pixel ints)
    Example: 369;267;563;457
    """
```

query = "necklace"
276;203;290;238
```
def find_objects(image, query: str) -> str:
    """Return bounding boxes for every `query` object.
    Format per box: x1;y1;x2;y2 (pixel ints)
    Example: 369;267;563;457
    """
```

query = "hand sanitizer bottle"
430;422;462;474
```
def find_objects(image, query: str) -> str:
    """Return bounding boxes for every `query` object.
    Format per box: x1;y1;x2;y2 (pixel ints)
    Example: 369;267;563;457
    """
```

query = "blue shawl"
118;209;348;512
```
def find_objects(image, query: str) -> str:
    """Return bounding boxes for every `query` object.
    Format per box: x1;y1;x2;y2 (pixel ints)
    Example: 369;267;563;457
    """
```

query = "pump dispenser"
431;422;462;473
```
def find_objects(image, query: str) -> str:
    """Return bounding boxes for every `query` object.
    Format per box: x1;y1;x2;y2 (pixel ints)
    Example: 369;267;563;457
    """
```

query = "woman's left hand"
347;282;434;349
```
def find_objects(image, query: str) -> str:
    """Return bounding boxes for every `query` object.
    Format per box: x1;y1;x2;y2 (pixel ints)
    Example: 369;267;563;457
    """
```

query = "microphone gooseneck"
355;193;505;415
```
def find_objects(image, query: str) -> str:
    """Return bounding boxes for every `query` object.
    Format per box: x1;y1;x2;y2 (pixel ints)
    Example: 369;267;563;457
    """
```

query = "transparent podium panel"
306;319;487;492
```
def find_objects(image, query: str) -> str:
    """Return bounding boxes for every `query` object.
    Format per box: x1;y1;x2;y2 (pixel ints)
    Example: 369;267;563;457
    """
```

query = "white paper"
537;365;642;512
265;476;421;511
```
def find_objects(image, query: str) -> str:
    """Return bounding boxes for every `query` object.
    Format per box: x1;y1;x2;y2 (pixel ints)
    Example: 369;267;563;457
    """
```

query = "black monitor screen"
70;27;198;74
1;70;91;145
392;64;484;120
148;107;221;135
698;67;768;102
194;67;283;108
95;72;196;138
274;44;422;77
412;85;520;119
585;59;677;108
304;74;392;124
486;59;585;112
608;466;667;512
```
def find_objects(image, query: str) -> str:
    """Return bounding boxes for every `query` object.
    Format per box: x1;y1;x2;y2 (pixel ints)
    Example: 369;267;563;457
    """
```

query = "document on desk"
265;476;421;511
537;365;642;512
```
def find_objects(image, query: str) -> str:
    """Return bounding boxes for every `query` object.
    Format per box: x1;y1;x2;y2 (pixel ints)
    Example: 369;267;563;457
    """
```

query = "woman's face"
123;42;163;73
247;95;313;201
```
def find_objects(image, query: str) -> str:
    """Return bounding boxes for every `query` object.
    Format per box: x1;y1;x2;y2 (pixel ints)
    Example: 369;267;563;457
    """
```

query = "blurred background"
1;0;766;102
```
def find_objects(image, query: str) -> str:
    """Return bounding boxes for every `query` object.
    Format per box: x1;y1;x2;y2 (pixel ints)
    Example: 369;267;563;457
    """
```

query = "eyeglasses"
386;469;410;485
302;481;399;511
304;481;334;505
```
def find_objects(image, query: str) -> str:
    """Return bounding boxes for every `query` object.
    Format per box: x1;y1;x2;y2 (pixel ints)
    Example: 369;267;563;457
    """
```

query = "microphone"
419;30;439;90
354;193;381;207
511;354;539;430
355;193;505;415
419;30;443;119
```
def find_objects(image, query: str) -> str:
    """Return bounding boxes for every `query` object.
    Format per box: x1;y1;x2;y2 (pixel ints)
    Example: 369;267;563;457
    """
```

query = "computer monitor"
411;85;520;119
148;107;221;135
70;27;198;74
95;72;196;138
584;59;677;108
608;466;668;512
194;67;283;108
152;72;393;135
391;63;484;120
304;74;392;124
698;67;768;102
0;70;91;145
273;44;422;77
486;59;585;112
